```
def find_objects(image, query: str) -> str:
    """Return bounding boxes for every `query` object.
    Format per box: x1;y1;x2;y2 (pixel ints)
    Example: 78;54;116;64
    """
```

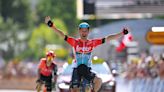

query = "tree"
36;0;78;35
0;0;32;28
0;0;35;60
0;16;27;60
28;19;68;59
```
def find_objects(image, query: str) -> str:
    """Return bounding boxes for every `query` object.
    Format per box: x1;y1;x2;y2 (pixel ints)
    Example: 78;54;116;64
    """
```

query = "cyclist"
36;50;58;92
45;16;128;92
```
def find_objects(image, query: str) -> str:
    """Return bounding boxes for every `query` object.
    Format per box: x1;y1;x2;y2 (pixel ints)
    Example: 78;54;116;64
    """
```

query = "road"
0;77;131;92
0;90;57;92
0;90;34;92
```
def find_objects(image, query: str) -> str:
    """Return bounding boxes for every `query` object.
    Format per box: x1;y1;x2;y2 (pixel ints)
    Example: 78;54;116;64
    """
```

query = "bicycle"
36;80;56;92
79;77;93;92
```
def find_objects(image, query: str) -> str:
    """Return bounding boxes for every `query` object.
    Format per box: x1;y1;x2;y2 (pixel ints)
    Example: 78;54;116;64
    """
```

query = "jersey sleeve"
64;35;76;47
53;64;58;75
92;38;106;47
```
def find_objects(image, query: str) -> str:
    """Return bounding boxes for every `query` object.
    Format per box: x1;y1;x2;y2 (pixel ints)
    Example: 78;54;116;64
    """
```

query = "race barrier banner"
116;77;164;92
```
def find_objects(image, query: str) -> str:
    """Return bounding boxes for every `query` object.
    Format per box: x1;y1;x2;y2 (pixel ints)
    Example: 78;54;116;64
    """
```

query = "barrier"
116;77;164;92
129;78;164;92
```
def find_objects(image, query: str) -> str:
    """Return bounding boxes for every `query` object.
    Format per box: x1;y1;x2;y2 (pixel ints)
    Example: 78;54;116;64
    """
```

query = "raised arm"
106;28;129;41
45;16;65;39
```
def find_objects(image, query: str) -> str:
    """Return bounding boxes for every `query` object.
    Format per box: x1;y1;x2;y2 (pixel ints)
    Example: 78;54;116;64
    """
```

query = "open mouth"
82;35;86;37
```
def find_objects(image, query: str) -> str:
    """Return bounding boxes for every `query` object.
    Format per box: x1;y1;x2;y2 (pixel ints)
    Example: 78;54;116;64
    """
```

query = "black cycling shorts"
70;64;95;88
39;74;52;91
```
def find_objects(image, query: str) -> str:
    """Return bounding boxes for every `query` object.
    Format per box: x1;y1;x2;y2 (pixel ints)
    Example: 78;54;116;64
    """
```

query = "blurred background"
0;0;164;92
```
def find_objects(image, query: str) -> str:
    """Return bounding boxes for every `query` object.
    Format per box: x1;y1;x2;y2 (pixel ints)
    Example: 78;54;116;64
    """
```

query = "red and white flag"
116;33;133;52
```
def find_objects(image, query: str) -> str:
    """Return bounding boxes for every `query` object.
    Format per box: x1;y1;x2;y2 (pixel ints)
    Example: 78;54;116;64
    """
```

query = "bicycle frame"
36;82;47;92
79;77;93;92
36;81;56;92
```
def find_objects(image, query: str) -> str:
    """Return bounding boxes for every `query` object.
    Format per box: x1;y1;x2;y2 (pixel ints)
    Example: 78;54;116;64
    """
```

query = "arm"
38;69;41;80
52;64;58;83
37;59;43;82
45;16;65;38
106;32;123;41
106;28;129;42
36;69;42;90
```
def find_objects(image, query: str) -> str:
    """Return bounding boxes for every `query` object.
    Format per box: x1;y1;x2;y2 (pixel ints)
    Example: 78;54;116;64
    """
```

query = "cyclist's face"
79;28;89;39
46;56;54;63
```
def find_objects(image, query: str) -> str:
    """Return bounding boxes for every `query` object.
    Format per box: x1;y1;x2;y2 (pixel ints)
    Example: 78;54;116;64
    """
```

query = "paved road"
0;90;57;92
0;90;35;92
0;77;130;92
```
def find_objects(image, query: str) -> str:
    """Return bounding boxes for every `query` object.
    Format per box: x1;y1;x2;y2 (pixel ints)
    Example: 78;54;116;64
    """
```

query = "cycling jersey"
64;35;105;68
38;58;57;76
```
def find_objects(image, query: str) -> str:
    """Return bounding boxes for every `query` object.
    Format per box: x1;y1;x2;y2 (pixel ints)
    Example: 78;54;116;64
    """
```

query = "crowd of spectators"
0;51;164;80
120;52;164;92
0;60;38;79
124;52;164;80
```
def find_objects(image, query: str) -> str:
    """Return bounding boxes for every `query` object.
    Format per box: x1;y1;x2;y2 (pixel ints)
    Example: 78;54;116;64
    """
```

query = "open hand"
45;16;51;24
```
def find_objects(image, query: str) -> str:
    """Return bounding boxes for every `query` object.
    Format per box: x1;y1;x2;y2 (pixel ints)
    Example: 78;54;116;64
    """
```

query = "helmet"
78;22;90;29
46;50;56;58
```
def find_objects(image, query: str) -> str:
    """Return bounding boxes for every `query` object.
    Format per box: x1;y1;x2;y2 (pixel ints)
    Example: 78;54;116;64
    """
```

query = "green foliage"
0;0;78;60
0;16;22;60
15;49;34;60
67;57;73;65
28;19;68;58
0;16;19;31
52;19;68;35
0;0;32;28
36;0;78;35
0;0;33;60
155;15;164;19
0;0;32;60
54;48;69;59
45;45;69;60
92;58;105;64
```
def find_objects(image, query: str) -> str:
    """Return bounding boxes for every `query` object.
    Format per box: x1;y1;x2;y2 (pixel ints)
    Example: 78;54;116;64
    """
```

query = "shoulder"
40;58;46;64
52;61;57;65
40;58;46;61
52;61;57;67
38;58;46;68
